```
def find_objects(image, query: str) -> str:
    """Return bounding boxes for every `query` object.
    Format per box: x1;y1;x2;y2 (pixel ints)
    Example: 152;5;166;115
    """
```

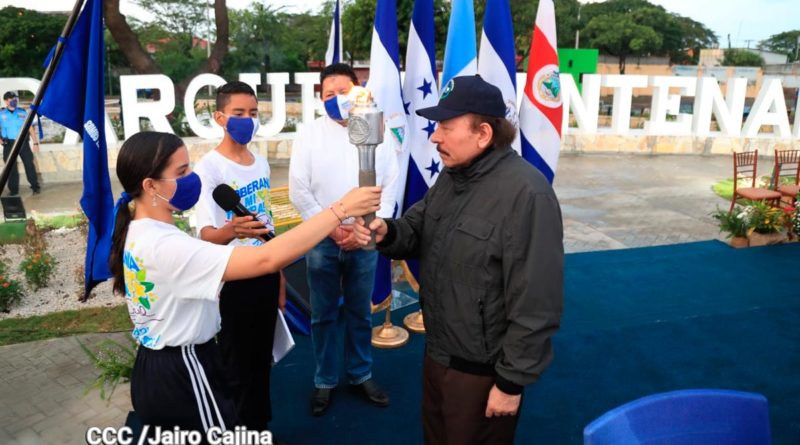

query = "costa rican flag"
518;0;562;183
324;0;342;65
478;0;519;153
366;0;407;305
441;0;477;88
401;0;440;281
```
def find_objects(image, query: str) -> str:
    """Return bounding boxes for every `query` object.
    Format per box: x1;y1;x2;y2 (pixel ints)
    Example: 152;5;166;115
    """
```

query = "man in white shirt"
289;63;399;416
194;82;284;432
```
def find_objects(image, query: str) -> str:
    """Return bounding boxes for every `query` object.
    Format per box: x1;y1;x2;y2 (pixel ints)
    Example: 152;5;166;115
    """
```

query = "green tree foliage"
722;49;765;67
582;13;661;74
0;7;65;79
341;0;450;63
758;30;800;63
474;0;581;68
579;0;717;69
134;0;209;53
105;0;229;105
223;4;329;79
131;0;209;84
340;0;580;69
672;16;717;64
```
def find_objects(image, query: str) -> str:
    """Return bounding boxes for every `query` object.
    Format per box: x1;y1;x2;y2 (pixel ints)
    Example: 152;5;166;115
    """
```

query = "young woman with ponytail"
109;131;380;438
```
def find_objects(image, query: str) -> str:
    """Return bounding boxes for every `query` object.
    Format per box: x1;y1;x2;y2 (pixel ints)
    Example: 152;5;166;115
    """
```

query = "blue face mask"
323;94;352;121
156;172;202;211
8;99;18;109
225;115;260;145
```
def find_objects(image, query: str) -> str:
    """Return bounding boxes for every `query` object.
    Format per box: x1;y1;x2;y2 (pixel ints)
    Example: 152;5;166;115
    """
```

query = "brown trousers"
422;354;521;445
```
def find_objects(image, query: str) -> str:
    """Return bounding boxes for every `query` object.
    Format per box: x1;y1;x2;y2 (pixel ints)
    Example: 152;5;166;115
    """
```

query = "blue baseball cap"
416;75;506;122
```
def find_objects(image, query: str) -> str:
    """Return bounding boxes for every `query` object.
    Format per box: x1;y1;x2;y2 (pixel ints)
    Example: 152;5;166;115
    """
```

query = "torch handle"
359;169;377;250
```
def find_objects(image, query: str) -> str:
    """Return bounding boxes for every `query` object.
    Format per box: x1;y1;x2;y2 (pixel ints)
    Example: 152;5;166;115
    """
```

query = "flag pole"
0;0;87;194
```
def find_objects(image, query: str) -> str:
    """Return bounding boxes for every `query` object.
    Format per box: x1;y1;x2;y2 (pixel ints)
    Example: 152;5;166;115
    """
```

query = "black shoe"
311;388;332;416
32;189;40;195
350;379;390;407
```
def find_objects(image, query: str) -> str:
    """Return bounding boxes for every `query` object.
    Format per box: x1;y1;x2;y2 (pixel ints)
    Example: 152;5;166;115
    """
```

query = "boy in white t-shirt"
193;82;284;432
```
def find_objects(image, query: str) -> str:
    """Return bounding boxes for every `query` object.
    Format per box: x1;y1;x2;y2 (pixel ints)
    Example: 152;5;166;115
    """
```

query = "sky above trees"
8;0;798;50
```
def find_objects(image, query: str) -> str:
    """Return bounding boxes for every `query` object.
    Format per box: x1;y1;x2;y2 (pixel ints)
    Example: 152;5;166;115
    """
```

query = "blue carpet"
271;241;800;444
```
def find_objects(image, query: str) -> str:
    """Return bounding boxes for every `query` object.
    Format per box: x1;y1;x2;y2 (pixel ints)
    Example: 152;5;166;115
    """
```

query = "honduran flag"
518;0;562;183
324;0;342;65
401;0;440;281
366;0;407;306
441;0;477;88
478;0;520;153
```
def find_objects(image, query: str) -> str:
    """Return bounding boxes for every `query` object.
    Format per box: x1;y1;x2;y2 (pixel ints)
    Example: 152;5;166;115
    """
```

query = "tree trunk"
104;0;159;76
175;0;230;104
619;55;626;75
105;0;229;106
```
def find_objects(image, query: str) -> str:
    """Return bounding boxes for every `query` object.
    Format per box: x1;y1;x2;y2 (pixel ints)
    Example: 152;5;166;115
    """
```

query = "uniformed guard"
1;91;41;196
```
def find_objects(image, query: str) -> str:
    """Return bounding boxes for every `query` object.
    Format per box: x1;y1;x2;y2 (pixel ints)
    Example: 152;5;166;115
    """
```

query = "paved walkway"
0;154;732;444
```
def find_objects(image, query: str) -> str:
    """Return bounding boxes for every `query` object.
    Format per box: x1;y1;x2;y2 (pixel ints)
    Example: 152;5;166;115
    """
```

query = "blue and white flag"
38;0;113;296
402;0;440;281
366;0;407;306
441;0;477;88
478;0;520;153
324;0;342;65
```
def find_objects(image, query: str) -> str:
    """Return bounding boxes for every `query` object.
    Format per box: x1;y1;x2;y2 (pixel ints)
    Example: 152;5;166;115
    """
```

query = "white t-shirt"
123;218;235;349
288;115;400;221
194;149;274;247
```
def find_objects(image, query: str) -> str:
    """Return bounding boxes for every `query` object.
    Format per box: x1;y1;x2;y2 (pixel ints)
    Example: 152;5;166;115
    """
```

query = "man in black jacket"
369;75;564;445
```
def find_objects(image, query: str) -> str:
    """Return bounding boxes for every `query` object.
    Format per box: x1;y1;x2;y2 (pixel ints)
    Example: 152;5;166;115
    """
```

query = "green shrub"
0;262;24;313
78;338;137;401
711;206;749;238
19;251;56;290
740;200;786;234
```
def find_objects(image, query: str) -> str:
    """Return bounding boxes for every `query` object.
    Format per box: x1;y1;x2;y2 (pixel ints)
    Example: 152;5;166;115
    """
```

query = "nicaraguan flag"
518;0;562;183
366;0;407;305
402;0;440;281
478;0;520;153
441;0;477;88
37;0;114;297
324;0;342;65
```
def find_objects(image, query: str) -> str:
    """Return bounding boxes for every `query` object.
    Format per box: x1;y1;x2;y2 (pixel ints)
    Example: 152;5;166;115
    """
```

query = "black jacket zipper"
478;299;490;358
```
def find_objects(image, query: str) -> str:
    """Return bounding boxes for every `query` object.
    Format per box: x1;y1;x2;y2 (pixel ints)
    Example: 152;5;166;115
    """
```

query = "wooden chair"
730;150;781;214
772;150;800;206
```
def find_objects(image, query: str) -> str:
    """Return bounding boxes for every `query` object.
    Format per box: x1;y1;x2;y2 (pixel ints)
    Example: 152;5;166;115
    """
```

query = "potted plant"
788;204;800;242
712;206;750;248
742;201;787;247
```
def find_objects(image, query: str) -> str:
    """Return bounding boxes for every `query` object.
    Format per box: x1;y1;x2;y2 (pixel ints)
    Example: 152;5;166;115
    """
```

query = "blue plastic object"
583;389;773;445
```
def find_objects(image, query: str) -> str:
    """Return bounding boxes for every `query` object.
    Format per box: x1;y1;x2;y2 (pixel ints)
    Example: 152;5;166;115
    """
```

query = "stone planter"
748;232;786;247
729;236;749;248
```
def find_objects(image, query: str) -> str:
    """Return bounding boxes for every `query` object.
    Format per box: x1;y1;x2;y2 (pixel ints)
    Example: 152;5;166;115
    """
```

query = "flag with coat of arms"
441;0;477;88
365;0;407;305
478;0;520;153
519;0;563;183
401;0;440;281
